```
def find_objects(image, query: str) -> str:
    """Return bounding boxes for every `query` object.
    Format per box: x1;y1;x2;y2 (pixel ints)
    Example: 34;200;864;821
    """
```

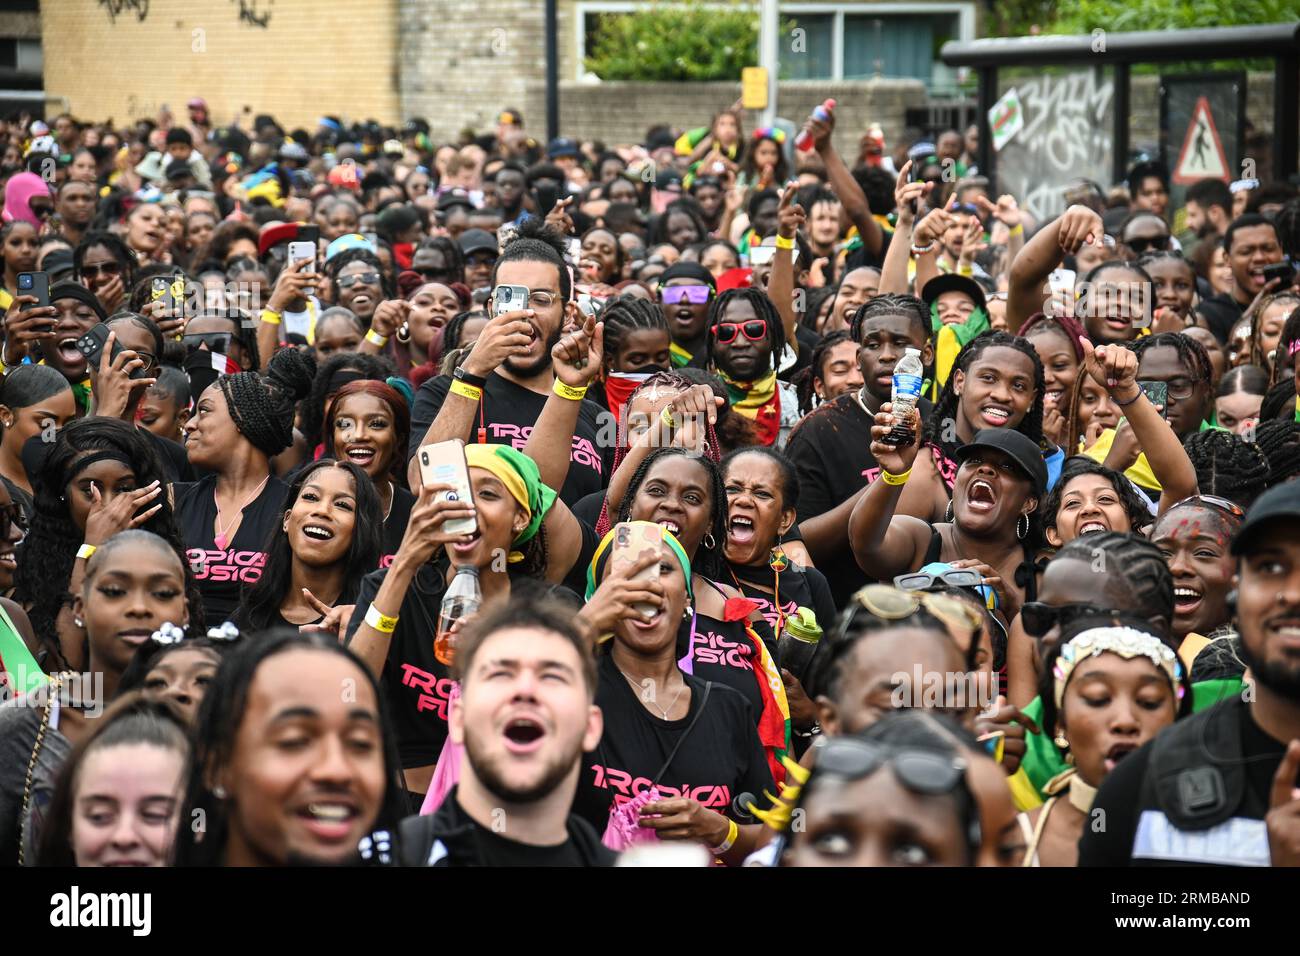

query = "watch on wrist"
453;366;488;388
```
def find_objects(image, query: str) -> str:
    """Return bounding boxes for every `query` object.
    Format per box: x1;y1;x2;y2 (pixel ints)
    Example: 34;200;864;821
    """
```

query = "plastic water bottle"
794;99;837;152
434;566;481;666
883;347;924;446
777;607;823;682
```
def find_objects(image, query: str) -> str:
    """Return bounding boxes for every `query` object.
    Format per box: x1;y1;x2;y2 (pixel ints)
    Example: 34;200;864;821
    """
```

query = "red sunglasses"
713;320;767;344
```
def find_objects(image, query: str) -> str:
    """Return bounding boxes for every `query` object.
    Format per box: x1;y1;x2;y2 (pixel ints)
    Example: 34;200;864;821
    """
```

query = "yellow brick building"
40;0;400;129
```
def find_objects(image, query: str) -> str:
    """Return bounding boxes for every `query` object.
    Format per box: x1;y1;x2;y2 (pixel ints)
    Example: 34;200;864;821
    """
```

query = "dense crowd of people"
0;95;1299;869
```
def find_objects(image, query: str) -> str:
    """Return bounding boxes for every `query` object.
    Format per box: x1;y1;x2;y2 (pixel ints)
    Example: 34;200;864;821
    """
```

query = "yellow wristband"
365;329;389;347
1009;223;1024;237
774;234;795;250
365;604;399;634
76;543;97;560
880;468;911;486
553;379;588;401
449;379;483;401
957;262;974;276
260;308;282;326
711;818;740;855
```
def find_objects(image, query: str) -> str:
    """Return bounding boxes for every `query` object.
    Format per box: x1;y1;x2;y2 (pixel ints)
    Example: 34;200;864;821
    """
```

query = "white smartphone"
491;284;530;317
748;245;798;267
287;240;317;274
417;440;477;536
1047;268;1076;317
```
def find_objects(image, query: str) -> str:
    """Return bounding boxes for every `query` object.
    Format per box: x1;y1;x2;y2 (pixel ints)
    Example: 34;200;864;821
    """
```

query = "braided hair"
705;287;786;377
1260;378;1297;421
1182;429;1269;508
800;285;837;332
1054;531;1175;632
13;418;202;671
1252;418;1300;488
217;347;316;458
1041;456;1154;543
615;446;727;581
416;236;465;284
599;293;668;374
794;329;853;416
73;230;138;291
922;330;1045;447
849;292;929;344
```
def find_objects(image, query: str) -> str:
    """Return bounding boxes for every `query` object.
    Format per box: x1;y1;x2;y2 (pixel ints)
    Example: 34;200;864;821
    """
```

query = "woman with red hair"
324;379;414;566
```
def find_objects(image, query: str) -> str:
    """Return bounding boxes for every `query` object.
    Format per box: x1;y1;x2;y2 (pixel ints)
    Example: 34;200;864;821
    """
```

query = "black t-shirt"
783;391;933;606
174;474;288;625
573;652;775;833
728;561;836;638
470;820;589;867
779;324;820;384
1195;292;1245;344
380;485;417;568
1078;701;1286;867
683;581;772;728
408;373;607;506
345;566;579;770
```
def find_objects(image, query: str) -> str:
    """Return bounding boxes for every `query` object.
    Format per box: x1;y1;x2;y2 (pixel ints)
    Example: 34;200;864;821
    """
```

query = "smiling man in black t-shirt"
398;600;615;866
784;293;933;606
408;219;606;506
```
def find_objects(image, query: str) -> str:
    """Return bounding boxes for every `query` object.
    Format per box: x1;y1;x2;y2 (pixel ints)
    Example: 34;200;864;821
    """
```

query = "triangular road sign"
1173;96;1229;184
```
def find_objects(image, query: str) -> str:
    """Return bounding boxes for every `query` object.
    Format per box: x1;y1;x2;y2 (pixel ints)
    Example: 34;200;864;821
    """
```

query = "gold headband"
1052;626;1184;709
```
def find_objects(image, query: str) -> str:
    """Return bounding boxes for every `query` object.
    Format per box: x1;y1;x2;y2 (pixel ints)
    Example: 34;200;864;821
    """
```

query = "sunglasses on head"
1126;236;1170;255
895;568;983;591
814;736;971;795
847;583;984;640
713;320;767;345
79;261;123;281
660;284;711;306
1170;494;1244;519
338;271;381;289
1019;601;1104;639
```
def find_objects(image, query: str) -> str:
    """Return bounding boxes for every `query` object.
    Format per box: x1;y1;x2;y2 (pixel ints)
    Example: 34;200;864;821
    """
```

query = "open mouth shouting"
57;336;85;367
1103;741;1137;774
979;404;1012;427
728;514;756;546
295;798;361;843
966;478;998;513
502;713;547;755
672;307;696;332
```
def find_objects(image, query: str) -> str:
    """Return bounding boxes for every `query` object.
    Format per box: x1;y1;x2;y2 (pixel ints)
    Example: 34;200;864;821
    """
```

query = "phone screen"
1139;380;1168;418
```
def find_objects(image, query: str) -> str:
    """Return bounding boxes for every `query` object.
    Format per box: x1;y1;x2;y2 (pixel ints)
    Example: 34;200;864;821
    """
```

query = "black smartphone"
75;323;152;380
296;224;320;247
1262;259;1296;289
17;271;49;308
1138;380;1168;418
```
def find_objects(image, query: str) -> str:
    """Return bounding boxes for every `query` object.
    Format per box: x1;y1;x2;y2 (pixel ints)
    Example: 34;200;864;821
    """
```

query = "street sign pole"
760;0;778;128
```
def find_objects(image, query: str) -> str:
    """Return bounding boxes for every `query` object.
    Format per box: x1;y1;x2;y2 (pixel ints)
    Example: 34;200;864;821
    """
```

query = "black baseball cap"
547;137;579;159
1232;481;1300;556
459;228;498;257
954;429;1048;497
921;273;987;315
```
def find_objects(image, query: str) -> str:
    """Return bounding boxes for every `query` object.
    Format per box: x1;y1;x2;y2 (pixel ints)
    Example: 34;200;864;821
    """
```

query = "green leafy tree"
1050;0;1300;33
584;1;760;81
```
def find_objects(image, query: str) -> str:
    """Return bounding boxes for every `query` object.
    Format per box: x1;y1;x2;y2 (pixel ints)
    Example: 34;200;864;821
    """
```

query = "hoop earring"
944;500;953;523
396;323;411;344
703;533;716;550
1017;513;1029;540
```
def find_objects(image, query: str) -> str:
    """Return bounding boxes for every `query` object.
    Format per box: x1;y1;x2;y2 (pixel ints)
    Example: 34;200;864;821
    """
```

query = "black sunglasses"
79;261;124;281
338;271;381;289
182;331;238;355
1126;235;1170;255
1019;601;1103;639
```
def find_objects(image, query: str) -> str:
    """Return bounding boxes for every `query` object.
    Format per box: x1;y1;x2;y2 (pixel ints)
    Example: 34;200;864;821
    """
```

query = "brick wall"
41;0;400;128
558;79;927;156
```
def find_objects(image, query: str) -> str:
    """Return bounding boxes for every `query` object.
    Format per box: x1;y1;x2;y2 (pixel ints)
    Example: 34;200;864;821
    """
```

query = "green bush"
1049;0;1300;34
584;1;760;82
